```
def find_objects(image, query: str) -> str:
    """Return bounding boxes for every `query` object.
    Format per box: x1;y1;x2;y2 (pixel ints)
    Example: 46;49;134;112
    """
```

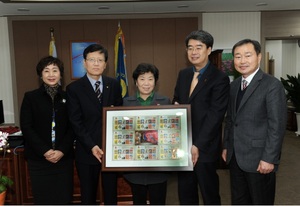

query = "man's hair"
232;39;261;55
185;30;214;49
83;44;108;62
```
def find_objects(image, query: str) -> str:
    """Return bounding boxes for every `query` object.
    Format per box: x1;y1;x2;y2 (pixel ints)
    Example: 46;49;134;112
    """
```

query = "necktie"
242;79;248;90
95;81;102;102
189;71;199;96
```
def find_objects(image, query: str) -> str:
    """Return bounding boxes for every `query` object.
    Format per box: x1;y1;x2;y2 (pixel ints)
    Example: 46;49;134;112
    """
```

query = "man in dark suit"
172;30;230;204
66;44;123;204
222;39;287;204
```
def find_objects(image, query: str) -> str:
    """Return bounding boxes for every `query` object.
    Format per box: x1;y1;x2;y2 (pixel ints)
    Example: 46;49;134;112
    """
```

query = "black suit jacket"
66;74;123;165
20;85;74;161
173;63;230;162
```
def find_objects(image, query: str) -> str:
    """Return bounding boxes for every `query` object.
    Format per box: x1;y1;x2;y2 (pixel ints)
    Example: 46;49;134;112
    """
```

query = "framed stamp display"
102;105;193;171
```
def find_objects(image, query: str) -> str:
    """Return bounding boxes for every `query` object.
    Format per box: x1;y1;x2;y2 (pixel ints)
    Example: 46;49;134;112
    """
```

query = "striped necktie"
242;79;248;90
95;81;102;102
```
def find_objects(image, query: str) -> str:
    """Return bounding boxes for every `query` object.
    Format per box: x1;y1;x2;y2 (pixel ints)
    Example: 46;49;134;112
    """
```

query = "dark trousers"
130;181;167;205
76;162;118;205
178;161;221;205
229;153;276;205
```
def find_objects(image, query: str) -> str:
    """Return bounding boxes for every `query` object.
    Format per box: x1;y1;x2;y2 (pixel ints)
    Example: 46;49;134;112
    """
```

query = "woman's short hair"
132;63;159;84
36;56;64;77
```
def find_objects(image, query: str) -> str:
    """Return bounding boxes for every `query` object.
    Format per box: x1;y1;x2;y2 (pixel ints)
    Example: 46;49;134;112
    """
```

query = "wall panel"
262;11;300;38
12;21;40;110
12;17;198;115
153;18;176;99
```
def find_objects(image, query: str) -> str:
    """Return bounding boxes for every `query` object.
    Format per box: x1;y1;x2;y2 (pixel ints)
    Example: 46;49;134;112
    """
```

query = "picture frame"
70;41;99;79
102;104;193;171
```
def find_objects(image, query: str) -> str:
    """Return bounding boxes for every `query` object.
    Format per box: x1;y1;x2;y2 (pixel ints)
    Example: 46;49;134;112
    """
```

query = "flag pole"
50;27;54;38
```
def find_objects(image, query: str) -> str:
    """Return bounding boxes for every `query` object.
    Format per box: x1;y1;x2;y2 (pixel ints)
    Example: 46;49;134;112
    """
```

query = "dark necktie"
95;81;102;102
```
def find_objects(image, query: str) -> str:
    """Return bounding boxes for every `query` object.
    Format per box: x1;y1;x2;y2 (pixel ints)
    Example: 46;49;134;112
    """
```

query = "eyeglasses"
86;58;105;64
186;46;202;53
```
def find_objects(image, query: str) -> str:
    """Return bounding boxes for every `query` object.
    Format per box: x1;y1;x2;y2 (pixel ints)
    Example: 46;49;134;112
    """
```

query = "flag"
114;23;128;98
49;34;57;57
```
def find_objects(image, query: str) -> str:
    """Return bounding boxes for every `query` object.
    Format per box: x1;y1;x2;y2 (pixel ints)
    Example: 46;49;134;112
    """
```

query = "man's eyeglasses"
86;58;105;64
186;46;202;53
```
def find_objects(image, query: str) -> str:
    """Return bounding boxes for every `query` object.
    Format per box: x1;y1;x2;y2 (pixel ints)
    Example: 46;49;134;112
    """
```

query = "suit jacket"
123;92;171;185
173;63;230;162
66;74;123;165
20;85;74;162
223;69;287;172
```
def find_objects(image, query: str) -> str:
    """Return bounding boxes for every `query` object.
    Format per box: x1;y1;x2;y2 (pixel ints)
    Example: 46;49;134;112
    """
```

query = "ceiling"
0;0;300;17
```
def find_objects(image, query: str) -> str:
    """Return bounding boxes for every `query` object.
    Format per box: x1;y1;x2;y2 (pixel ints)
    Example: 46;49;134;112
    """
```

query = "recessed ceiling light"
98;6;110;10
177;5;189;8
17;8;30;12
256;2;268;6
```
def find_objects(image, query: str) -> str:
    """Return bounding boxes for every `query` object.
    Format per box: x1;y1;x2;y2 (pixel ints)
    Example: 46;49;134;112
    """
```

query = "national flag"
114;23;128;98
49;34;57;57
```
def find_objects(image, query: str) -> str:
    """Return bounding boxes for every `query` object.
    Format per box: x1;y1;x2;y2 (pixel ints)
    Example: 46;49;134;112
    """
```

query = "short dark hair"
36;56;64;77
83;44;108;62
185;30;214;49
232;39;261;56
132;63;159;85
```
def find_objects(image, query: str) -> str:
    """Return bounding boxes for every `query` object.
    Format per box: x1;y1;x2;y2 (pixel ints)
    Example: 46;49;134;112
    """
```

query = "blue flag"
115;25;128;98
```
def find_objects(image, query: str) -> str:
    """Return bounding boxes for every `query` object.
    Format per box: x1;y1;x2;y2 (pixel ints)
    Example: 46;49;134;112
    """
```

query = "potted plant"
0;131;14;204
280;74;300;136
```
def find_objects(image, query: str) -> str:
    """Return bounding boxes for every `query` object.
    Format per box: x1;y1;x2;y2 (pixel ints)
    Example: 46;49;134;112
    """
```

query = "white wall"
266;40;300;80
282;40;297;77
203;12;261;50
0;17;14;124
265;40;283;79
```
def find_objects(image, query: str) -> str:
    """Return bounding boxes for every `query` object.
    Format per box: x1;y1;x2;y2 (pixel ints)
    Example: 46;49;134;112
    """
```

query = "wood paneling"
12;17;197;109
262;11;300;38
153;18;176;98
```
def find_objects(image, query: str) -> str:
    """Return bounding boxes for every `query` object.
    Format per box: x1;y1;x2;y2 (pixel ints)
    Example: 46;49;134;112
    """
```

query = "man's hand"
257;160;274;174
92;145;104;163
191;145;199;166
222;149;227;162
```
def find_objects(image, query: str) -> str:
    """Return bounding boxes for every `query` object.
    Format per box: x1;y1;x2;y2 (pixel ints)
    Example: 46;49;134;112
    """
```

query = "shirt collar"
87;74;103;89
193;61;210;78
242;67;259;84
137;91;154;105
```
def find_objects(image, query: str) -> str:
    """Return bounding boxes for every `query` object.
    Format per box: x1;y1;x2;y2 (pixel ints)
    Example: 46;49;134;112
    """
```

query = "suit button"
235;124;238;127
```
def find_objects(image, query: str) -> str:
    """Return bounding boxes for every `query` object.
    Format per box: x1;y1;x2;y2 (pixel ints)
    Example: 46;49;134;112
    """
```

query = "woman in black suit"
123;63;171;205
20;56;74;204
